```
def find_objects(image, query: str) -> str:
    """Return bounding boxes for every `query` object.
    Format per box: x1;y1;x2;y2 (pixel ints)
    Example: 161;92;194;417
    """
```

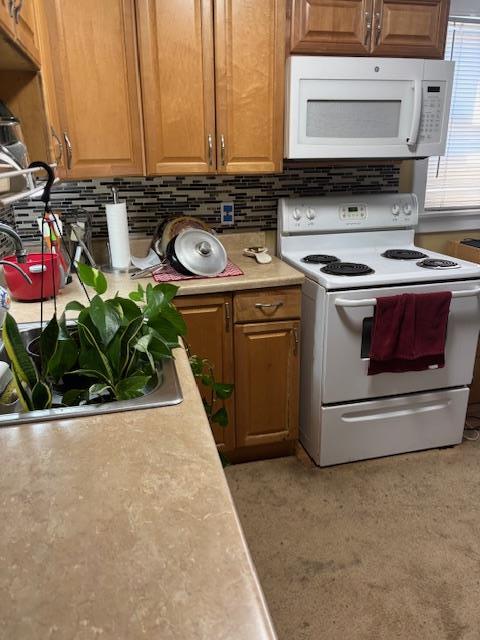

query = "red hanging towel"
368;291;452;375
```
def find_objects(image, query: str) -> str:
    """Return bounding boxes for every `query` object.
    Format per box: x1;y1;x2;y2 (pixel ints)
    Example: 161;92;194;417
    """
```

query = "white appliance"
285;57;454;159
278;193;480;467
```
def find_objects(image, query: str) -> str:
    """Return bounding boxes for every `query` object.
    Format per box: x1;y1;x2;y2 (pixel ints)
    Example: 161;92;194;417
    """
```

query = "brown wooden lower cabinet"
175;293;235;452
176;286;301;460
234;320;300;447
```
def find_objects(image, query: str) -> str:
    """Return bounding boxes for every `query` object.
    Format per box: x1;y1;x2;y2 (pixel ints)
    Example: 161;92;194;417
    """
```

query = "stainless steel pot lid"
174;228;227;276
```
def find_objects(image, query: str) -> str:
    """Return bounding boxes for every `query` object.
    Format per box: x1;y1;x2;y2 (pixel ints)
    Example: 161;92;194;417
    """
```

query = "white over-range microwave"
285;56;454;159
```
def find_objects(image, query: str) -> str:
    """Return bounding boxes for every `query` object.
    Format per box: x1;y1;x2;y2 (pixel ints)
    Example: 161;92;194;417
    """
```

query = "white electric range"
278;193;480;467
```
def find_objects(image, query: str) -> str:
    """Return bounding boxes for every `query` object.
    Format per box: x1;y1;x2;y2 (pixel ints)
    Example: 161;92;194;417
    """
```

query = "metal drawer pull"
375;11;382;45
207;133;213;167
63;132;73;170
220;134;225;166
224;301;231;331
254;302;284;309
14;0;23;23
364;11;372;46
51;126;63;165
293;327;299;355
335;288;480;308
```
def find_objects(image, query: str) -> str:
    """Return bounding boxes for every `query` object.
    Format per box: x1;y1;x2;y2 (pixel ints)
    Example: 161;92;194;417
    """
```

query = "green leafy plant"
189;354;234;427
2;265;187;410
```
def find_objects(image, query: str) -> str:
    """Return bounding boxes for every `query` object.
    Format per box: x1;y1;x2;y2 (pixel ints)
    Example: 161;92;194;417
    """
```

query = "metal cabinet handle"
13;0;23;23
374;10;382;46
63;132;72;170
293;327;299;356
363;11;372;47
8;0;15;18
220;134;225;166
254;302;284;309
207;133;213;167
224;301;231;331
51;126;63;165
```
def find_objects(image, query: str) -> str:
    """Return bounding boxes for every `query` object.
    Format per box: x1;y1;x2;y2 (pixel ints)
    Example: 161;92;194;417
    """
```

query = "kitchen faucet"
0;222;27;263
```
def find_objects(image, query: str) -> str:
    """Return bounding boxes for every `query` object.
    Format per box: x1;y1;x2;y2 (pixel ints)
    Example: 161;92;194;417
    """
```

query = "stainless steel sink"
0;321;183;427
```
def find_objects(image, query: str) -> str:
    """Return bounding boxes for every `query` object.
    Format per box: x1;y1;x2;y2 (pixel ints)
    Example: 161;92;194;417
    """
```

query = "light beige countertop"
9;249;304;322
0;250;299;638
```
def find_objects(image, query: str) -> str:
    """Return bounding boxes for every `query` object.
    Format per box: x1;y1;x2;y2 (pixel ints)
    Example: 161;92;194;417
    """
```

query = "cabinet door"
214;0;285;173
137;0;216;175
175;295;236;451
47;0;144;178
289;0;372;55
234;320;300;447
0;0;15;39
371;0;449;58
14;0;40;64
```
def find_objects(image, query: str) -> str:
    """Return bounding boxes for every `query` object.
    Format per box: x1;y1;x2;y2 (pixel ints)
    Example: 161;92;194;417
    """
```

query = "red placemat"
153;260;243;282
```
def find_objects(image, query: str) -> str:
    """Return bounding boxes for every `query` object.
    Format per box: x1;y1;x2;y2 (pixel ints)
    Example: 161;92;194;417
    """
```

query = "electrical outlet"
220;202;234;225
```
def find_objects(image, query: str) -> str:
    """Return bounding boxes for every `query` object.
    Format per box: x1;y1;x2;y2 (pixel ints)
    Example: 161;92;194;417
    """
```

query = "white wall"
450;0;480;17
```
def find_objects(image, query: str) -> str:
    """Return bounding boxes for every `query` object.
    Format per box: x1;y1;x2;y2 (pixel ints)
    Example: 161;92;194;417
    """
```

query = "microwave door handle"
406;80;422;148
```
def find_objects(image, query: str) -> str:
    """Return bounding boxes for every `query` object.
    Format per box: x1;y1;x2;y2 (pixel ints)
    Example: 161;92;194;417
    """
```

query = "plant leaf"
211;406;228;427
88;382;112;401
213;382;234;400
10;367;33;411
31;380;52;410
114;375;150;400
62;388;89;406
77;321;114;382
39;314;59;376
160;304;187;335
76;263;108;295
153;283;178;303
2;313;38;388
89;295;121;347
47;316;78;383
65;301;85;312
110;296;141;323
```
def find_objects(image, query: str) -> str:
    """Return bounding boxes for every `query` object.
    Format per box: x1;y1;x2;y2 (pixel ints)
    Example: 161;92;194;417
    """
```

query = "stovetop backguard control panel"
278;193;418;235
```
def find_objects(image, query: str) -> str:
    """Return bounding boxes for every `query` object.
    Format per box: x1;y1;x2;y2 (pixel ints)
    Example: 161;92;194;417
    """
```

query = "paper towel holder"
101;186;135;274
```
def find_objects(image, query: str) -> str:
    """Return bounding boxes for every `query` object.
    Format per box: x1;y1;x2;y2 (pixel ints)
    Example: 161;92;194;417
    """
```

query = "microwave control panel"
418;82;447;143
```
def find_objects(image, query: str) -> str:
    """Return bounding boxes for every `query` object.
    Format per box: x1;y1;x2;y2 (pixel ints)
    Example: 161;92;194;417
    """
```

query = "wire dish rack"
0;163;58;207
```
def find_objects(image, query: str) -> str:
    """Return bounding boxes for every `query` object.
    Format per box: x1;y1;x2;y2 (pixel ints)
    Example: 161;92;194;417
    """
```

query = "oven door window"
361;316;374;359
299;79;414;145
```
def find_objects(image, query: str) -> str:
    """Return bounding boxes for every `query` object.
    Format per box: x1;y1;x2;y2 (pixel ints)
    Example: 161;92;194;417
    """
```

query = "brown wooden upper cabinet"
289;0;449;58
0;0;40;64
137;0;285;175
40;0;144;179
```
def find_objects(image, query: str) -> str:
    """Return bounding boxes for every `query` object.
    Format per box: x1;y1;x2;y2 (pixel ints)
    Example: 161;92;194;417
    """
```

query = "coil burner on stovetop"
417;258;460;270
321;262;374;276
302;254;339;264
382;249;428;260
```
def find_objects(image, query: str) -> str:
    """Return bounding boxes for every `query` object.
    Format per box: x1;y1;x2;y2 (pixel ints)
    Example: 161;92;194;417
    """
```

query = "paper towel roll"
105;202;130;269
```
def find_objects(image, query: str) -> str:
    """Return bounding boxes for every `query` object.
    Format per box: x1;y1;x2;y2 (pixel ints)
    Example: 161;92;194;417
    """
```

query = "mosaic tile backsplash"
8;165;399;243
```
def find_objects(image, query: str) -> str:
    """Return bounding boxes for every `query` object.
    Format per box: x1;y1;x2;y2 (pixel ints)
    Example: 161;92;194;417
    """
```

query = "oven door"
322;281;480;404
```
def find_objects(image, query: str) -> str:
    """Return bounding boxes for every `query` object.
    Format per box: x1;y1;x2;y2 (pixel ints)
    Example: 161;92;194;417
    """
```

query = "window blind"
425;19;480;210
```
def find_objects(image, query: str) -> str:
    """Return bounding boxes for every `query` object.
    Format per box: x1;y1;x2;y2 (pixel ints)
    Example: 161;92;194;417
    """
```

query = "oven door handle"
335;287;480;308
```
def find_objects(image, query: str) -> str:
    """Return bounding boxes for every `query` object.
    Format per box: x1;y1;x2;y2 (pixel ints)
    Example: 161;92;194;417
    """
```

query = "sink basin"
0;321;183;427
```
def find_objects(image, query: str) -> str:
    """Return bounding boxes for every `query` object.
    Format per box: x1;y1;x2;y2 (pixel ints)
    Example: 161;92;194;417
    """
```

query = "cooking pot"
165;228;227;277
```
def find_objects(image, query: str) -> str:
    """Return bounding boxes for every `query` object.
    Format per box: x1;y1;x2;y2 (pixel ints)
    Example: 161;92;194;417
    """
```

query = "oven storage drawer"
323;281;480;404
316;388;468;467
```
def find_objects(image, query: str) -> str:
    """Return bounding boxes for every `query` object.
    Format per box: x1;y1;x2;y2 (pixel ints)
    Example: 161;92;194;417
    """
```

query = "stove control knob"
391;204;400;216
403;203;412;215
306;208;316;221
292;208;302;221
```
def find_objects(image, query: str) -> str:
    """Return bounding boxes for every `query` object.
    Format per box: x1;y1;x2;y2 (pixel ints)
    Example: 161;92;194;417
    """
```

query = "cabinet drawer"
234;287;301;323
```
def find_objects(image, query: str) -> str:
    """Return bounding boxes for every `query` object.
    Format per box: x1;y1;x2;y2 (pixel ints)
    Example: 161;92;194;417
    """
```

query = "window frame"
415;13;480;233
